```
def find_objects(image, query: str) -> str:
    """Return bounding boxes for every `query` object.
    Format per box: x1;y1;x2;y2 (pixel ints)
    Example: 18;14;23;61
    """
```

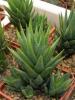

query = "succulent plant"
47;71;71;98
4;20;63;98
6;0;34;31
0;23;7;73
57;9;75;56
6;0;48;32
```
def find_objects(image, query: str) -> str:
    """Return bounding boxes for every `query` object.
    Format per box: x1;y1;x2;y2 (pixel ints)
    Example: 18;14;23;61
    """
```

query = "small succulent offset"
4;20;64;98
57;9;75;56
0;23;7;73
46;71;71;98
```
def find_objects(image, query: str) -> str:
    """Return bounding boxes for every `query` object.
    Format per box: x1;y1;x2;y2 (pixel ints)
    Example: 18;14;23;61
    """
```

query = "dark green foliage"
4;21;63;98
0;23;7;73
0;52;7;73
57;9;75;56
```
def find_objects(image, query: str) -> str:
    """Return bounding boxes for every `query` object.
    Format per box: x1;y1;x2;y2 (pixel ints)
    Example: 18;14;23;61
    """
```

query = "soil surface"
60;54;75;74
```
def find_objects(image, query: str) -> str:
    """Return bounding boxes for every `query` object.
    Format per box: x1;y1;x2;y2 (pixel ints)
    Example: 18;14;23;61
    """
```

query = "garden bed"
0;23;74;100
0;0;75;100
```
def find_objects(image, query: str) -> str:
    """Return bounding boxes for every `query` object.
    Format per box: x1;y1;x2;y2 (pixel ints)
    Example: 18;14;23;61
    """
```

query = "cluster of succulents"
4;21;71;98
0;0;75;99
